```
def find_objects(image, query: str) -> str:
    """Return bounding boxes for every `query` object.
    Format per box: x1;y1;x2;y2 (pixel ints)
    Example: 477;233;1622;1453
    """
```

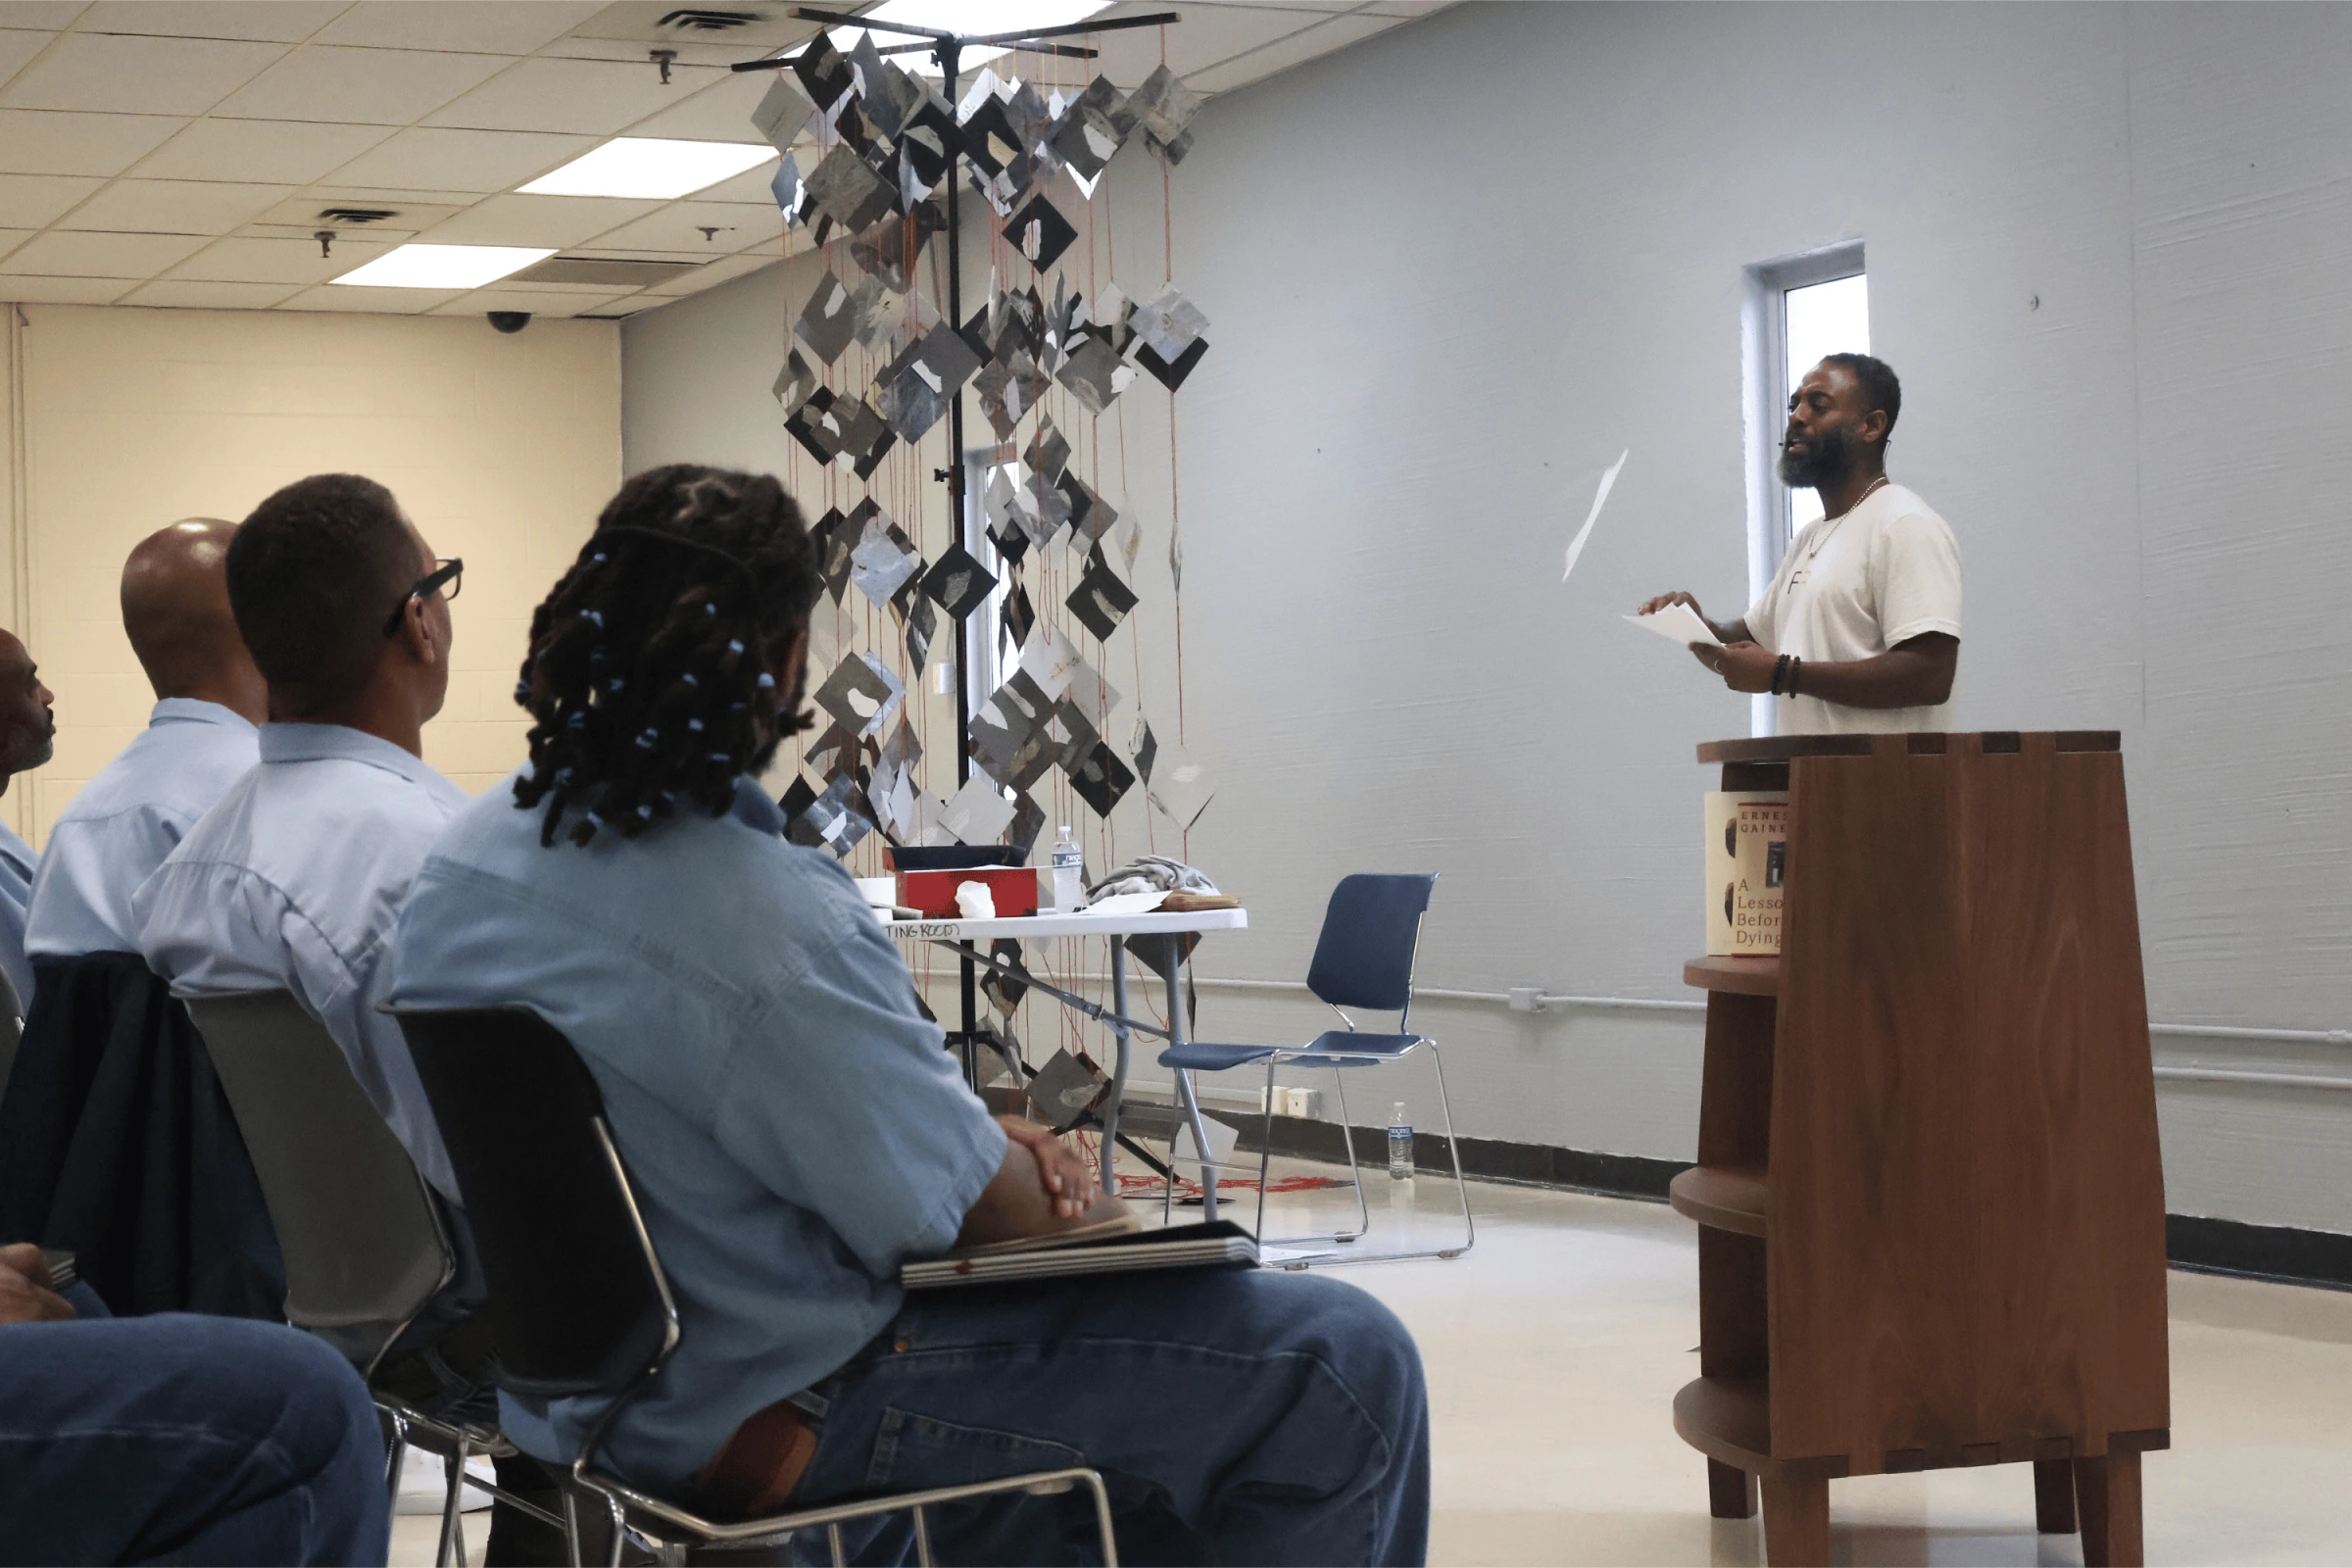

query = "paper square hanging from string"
1136;336;1208;392
771;154;807;223
793;270;858;365
896;96;965;191
804;143;895;233
1065;552;1137;641
771;348;818;417
848;504;922;606
921;543;1000;619
792;32;855;111
973;349;1051;441
1065;740;1135;817
898;590;938;672
778;771;818;827
1126;65;1200;151
849;33;915;137
960;94;1024;174
1063;473;1119;552
1131;283;1208;363
1001;579;1035;649
802;721;862;784
751;72;818;154
986;519;1029;567
1054;334;1134;415
783;386;840;464
812;650;905;740
800;771;875;857
1145;737;1213;834
1050;79;1132;182
808;505;856;603
848;202;943;293
1004;194;1076;273
940;775;1017;846
1017;622;1081;700
1047;695;1099;771
1063;657;1122;733
1023;418;1070;485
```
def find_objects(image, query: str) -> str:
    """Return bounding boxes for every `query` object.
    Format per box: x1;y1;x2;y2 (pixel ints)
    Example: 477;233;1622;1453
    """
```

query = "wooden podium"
1672;732;2170;1566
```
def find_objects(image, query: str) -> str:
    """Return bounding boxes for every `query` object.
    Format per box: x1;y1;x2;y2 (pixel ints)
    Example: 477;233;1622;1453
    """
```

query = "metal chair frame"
1163;883;1477;1268
394;1008;1121;1568
187;991;564;1567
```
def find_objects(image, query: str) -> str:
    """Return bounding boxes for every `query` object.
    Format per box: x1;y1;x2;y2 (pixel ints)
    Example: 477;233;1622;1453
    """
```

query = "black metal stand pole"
936;37;984;1066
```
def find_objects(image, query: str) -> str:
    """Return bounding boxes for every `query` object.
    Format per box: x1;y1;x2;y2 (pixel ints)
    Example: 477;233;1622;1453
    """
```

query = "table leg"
2074;1451;2143;1567
1759;1475;1829;1566
1102;938;1130;1193
1159;942;1219;1223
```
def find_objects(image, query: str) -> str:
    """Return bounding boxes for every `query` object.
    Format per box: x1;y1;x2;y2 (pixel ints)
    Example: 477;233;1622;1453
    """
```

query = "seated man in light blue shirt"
391;465;1430;1566
25;519;265;966
134;474;466;1206
0;628;55;1015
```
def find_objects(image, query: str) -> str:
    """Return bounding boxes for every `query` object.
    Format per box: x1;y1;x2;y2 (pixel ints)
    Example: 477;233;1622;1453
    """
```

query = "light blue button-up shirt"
26;699;260;960
388;773;1006;1493
0;817;35;1012
131;723;468;1202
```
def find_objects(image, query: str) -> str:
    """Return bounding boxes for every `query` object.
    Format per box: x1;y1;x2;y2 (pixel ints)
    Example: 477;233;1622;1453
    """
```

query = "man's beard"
1779;424;1856;490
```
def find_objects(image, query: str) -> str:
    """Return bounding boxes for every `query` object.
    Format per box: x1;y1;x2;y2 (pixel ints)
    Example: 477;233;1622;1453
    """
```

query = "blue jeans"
0;1309;391;1566
791;1267;1428;1566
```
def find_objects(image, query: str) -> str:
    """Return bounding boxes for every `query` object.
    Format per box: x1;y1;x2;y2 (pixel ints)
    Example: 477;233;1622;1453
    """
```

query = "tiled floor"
393;1164;2352;1565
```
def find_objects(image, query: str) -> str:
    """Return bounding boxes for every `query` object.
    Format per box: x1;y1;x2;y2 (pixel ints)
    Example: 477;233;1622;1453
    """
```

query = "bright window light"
519;138;776;200
330;244;556;289
829;1;1111;74
1782;272;1870;535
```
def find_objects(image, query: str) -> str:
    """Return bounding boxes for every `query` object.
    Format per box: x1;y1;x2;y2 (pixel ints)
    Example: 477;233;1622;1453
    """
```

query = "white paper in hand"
1625;603;1722;647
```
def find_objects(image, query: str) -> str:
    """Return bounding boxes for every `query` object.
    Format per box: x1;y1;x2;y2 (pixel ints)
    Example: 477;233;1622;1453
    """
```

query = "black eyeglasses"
384;558;463;637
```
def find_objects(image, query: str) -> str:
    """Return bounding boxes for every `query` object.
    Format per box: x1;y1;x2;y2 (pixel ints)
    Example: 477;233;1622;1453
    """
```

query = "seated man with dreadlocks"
388;464;1432;1566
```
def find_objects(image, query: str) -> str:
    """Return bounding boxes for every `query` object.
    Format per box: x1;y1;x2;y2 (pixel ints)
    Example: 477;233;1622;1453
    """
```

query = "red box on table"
893;865;1041;919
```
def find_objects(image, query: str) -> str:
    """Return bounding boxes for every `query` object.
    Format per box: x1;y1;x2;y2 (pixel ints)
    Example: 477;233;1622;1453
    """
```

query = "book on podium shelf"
901;1213;1259;1291
1703;791;1788;956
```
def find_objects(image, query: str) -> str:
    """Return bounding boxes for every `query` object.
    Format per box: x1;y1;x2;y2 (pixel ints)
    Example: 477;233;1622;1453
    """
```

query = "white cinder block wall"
0;303;621;834
622;2;2352;1234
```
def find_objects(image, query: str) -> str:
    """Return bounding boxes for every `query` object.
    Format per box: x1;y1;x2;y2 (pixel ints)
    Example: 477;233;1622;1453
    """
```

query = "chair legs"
437;1441;471;1568
1267;1045;1475;1268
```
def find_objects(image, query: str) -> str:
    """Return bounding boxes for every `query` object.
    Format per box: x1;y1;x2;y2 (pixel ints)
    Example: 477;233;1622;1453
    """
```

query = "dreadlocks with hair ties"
514;465;822;847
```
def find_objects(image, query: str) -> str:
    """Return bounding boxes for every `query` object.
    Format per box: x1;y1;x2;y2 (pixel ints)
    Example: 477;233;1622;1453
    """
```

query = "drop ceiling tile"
0;172;102;228
0;274;134;303
171;232;397;284
424;55;723;135
691;161;791;204
0;227;29;262
1181;11;1400;93
321;127;598;194
0;228;208;276
0;6;82;27
314;2;606;55
0;27;52;81
543;34;777;67
0;110;188;175
582;199;780;255
129;118;397;184
76;2;347;41
214;44;513;125
276;282;465;314
640;249;779;296
119;277;306;309
257;193;459;229
0;31;287;115
66;179;294;235
415;193;663;249
427;287;625;317
621;69;778;142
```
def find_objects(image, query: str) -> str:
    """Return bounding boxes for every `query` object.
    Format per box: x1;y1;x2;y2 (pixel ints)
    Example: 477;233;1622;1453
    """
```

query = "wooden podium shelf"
1669;1165;1767;1237
1669;732;2169;1567
1684;956;1780;996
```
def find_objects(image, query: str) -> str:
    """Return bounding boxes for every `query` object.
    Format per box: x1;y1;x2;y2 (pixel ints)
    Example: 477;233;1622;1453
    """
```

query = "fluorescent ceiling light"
829;1;1111;74
331;244;555;289
519;137;776;200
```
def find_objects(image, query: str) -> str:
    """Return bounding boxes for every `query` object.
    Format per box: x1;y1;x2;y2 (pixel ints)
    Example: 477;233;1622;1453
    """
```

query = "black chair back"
393;1006;677;1408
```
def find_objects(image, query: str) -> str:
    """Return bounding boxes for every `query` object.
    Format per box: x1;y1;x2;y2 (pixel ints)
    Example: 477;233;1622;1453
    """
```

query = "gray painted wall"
623;3;2352;1233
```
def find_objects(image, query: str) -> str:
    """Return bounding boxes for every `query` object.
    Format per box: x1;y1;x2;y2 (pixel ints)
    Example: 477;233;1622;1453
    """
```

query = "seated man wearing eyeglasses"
126;478;571;1557
388;466;1431;1567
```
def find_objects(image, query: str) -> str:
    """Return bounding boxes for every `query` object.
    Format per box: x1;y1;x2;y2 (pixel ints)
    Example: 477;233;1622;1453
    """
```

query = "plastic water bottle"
1052;826;1084;910
1388;1102;1413;1181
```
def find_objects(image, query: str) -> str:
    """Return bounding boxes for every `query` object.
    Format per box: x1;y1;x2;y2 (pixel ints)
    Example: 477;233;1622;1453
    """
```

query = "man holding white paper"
1639;354;1961;733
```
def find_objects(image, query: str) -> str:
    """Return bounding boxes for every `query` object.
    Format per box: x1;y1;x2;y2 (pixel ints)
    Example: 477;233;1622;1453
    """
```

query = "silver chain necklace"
1805;475;1890;560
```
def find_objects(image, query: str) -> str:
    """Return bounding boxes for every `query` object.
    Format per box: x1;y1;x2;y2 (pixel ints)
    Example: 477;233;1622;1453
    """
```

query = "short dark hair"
512;465;822;848
228;474;418;710
1820;353;1901;446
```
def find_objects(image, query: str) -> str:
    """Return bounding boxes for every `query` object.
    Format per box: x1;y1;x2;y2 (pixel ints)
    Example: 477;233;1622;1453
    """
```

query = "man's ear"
1861;407;1891;449
398;597;441;666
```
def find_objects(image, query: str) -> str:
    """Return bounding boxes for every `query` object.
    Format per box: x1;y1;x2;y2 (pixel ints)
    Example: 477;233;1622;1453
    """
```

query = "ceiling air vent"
657;9;762;30
318;207;401;225
513;257;703;288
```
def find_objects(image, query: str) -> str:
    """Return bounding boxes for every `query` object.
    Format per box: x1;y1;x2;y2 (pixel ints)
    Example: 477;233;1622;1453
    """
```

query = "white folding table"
883;906;1249;1219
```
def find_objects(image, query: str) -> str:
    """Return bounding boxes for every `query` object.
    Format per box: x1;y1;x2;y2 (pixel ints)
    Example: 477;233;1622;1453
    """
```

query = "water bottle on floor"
1388;1102;1413;1180
1052;826;1084;909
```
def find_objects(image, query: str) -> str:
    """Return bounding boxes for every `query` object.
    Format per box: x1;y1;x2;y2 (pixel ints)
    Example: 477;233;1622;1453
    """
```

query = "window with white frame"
1778;272;1871;538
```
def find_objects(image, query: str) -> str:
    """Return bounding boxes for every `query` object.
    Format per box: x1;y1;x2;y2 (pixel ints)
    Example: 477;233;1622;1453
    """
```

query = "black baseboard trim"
1226;1115;2352;1292
2167;1214;2352;1292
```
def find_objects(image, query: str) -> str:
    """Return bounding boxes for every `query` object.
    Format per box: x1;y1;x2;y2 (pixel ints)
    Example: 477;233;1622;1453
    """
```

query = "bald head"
122;519;268;722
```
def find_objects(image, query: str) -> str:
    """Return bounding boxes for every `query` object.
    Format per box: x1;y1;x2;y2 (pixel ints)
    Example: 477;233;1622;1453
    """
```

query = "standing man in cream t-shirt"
1641;353;1961;733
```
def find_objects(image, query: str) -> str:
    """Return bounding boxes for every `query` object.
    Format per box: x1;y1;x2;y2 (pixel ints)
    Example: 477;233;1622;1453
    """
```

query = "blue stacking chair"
1158;873;1474;1264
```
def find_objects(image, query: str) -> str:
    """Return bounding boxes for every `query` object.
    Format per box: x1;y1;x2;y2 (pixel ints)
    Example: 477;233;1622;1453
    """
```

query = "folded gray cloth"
1082;855;1219;906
